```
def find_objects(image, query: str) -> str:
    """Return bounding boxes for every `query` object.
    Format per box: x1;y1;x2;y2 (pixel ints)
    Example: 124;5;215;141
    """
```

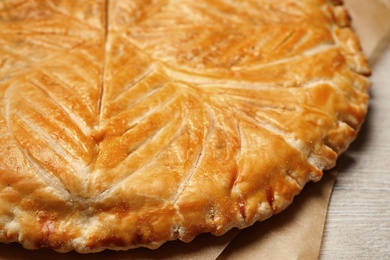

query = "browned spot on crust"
238;197;246;220
266;186;274;210
96;235;128;248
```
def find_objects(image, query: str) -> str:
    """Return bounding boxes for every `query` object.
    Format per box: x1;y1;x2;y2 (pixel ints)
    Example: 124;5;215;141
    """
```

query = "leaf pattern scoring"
0;0;370;252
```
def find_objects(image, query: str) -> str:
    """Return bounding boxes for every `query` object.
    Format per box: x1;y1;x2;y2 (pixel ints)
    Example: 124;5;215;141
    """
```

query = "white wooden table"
319;36;390;259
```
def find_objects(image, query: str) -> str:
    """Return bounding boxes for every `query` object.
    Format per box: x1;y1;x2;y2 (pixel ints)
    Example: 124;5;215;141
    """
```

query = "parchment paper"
217;171;337;260
344;0;390;57
0;1;389;259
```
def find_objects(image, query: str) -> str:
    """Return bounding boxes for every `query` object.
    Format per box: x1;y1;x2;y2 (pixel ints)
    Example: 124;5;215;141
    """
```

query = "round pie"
0;0;370;253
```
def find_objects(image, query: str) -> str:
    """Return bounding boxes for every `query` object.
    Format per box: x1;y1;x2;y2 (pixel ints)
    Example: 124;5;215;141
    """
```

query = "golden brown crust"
0;0;370;253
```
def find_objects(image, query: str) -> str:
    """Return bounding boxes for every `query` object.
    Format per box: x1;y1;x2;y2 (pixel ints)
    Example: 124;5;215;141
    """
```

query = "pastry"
0;0;370;253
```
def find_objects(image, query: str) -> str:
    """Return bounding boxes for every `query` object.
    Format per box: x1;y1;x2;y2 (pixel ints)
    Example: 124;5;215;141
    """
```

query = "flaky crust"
0;0;370;253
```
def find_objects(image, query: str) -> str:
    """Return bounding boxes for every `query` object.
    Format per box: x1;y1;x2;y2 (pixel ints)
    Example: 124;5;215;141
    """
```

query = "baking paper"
0;1;388;259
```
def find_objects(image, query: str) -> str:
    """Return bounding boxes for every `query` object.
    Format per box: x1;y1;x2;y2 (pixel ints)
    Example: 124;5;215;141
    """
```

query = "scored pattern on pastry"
0;0;370;253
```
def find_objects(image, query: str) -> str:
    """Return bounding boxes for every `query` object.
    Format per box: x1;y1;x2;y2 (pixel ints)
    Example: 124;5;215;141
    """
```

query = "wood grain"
320;35;390;259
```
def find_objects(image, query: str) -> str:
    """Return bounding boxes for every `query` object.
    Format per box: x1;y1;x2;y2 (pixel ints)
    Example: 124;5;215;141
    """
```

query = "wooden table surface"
319;35;390;259
0;2;388;259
